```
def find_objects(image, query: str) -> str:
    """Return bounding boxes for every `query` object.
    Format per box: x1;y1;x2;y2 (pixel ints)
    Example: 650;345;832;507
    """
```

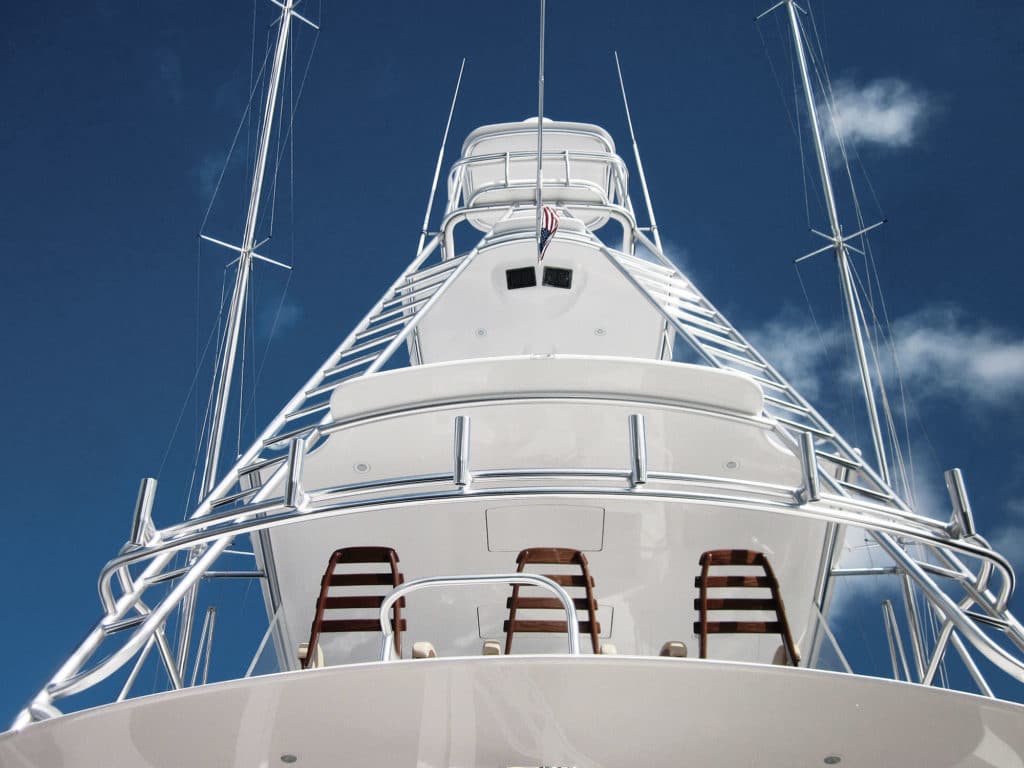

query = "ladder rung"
688;327;749;352
370;294;432;324
774;416;834;440
406;255;464;282
355;314;409;341
305;369;367;399
620;256;678;279
746;374;791;393
211;486;261;509
673;310;733;335
704;347;768;370
639;280;701;304
763;395;812;416
284;398;332;423
815;450;862;470
338;331;400;359
835;478;893;502
321;352;380;380
380;273;449;309
240;454;288;477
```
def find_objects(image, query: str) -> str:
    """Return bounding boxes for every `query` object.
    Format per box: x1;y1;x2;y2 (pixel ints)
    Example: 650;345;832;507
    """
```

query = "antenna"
534;0;547;258
418;58;466;257
614;52;662;255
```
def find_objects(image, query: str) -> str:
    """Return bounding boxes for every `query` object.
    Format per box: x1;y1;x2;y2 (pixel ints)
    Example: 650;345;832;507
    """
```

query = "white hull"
3;657;1022;767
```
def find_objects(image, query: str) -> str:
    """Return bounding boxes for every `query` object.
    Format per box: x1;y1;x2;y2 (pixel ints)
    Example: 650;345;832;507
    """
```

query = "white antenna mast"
418;58;466;257
534;0;547;258
762;0;891;485
614;51;662;255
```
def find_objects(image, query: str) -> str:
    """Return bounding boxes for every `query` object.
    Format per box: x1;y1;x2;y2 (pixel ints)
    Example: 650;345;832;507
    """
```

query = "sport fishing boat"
3;1;1023;765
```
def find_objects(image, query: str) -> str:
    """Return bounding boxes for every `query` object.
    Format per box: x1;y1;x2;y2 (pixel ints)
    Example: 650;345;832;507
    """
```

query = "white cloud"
750;304;1024;412
821;78;930;151
989;498;1024;573
891;306;1024;408
748;307;835;400
258;297;302;340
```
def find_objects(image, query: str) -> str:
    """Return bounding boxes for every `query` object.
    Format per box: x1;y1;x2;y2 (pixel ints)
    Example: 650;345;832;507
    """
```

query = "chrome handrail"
377;573;581;660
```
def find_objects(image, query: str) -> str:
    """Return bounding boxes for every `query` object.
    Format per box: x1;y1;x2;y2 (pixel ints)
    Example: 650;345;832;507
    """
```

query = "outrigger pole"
768;0;892;485
182;0;315;675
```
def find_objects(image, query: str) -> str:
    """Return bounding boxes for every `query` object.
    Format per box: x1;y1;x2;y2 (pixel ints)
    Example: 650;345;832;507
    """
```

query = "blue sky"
2;1;1023;722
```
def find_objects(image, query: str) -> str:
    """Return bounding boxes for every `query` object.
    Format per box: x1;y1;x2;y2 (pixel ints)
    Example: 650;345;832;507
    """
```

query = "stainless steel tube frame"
377;573;581;660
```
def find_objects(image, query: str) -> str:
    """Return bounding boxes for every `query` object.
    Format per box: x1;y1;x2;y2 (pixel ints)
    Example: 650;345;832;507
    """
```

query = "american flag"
538;205;559;262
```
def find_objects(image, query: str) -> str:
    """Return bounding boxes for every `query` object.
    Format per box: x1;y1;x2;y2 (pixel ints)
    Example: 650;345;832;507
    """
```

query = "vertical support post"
798;431;820;503
129;478;158;547
628;414;648;487
945;468;976;538
783;0;890;486
116;636;155;702
454;415;471;487
285;437;305;508
899;570;927;682
882;599;911;681
201;607;217;686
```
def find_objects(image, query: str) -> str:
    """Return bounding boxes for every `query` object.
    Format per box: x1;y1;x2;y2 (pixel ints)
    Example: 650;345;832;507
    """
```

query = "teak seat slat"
302;546;405;667
320;618;407;633
328;573;397;586
505;596;595;610
694;575;771;589
694;597;777;612
695;549;800;666
504;620;600;633
693;621;782;634
505;547;601;654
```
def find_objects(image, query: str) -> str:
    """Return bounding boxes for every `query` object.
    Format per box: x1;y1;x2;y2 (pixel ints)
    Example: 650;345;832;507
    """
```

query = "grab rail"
377;573;581;660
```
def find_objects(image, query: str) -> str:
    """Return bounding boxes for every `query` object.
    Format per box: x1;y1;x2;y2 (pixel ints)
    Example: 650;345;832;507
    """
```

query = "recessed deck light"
594;328;606;336
280;755;298;764
823;756;842;765
475;328;488;337
353;462;371;473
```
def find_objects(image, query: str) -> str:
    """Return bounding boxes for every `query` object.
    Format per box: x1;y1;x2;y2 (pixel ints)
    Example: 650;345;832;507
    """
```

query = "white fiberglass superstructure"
3;1;1024;766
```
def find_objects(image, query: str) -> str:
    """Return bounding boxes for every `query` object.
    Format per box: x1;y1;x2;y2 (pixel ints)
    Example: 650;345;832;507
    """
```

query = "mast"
534;0;547;255
782;0;891;485
180;0;298;674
